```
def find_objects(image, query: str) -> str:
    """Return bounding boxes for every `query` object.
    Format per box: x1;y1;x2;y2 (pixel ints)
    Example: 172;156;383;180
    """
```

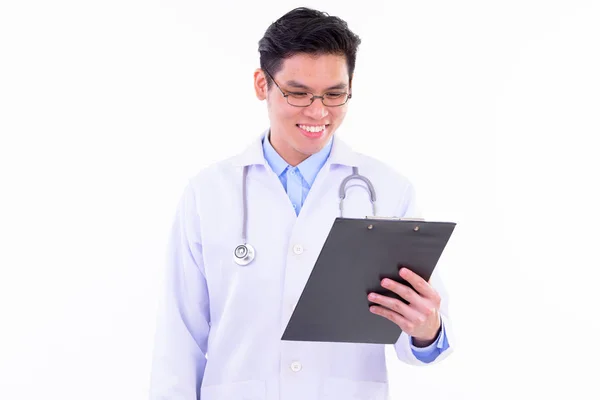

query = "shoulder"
186;134;264;193
343;140;416;196
355;151;412;185
186;156;238;196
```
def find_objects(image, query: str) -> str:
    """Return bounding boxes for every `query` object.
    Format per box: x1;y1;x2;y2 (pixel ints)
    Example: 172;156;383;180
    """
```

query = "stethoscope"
233;165;377;266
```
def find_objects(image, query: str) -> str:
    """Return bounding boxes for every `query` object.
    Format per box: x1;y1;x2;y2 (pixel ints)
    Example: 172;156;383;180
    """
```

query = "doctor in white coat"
150;7;454;400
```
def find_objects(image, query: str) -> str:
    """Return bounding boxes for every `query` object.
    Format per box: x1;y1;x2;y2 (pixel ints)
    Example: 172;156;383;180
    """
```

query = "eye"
325;93;345;98
288;92;309;98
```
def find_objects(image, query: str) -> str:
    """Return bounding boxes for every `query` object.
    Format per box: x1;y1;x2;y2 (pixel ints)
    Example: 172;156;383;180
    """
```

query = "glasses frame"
264;69;352;108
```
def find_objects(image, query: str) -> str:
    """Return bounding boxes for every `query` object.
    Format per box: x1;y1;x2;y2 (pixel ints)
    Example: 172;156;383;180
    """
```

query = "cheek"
331;107;348;123
283;105;304;120
268;99;299;121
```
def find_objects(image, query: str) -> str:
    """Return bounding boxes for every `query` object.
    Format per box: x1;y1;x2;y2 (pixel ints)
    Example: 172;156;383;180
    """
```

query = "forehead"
276;53;349;85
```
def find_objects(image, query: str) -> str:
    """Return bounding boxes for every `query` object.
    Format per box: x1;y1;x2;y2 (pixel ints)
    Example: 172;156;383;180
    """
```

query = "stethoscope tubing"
233;165;376;266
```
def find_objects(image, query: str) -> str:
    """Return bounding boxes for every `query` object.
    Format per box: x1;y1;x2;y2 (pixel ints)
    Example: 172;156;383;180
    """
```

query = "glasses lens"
323;93;349;106
286;93;349;107
286;94;313;107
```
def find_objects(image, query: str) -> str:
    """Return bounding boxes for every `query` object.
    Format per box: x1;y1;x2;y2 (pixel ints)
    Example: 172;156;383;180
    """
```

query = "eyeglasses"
264;69;352;107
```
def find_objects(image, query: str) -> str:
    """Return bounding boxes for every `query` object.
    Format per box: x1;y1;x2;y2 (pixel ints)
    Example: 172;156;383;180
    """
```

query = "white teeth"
299;124;326;133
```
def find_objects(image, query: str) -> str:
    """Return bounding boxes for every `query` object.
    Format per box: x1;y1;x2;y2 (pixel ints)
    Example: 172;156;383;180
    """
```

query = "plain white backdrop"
1;1;599;399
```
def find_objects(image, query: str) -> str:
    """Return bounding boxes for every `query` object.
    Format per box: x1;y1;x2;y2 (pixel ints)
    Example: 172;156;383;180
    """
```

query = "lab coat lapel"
230;130;297;217
231;131;268;168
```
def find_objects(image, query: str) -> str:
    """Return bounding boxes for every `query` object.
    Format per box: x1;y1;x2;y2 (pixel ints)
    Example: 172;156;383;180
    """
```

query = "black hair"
258;7;362;88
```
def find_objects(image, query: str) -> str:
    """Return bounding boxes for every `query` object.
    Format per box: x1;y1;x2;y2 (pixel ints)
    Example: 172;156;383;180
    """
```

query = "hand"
368;267;441;346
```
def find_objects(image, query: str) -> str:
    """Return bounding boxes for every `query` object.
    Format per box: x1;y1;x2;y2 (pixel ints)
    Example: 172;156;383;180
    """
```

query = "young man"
150;7;453;400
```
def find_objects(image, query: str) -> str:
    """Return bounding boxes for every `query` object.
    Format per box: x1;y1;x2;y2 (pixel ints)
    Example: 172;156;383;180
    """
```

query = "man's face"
254;53;351;166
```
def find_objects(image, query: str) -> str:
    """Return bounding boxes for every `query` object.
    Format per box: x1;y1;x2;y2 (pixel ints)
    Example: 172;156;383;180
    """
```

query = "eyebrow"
284;80;348;91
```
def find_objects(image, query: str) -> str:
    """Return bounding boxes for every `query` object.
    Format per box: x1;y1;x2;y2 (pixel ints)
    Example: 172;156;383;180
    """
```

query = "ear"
254;69;268;100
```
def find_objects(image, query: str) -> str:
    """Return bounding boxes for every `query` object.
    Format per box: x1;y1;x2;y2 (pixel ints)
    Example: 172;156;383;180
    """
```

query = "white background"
1;1;599;399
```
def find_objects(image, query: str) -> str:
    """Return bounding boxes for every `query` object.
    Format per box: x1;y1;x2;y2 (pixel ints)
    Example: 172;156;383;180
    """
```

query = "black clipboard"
281;217;456;344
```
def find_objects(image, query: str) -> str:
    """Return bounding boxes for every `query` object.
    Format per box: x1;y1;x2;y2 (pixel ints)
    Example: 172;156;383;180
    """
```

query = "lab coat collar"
327;133;359;168
232;128;358;168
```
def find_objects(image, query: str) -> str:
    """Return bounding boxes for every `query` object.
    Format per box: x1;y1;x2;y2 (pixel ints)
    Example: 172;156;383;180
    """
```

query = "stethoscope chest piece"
233;243;255;266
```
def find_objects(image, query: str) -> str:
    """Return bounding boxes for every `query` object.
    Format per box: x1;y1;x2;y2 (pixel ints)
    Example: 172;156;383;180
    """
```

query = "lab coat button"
293;244;304;255
290;361;302;372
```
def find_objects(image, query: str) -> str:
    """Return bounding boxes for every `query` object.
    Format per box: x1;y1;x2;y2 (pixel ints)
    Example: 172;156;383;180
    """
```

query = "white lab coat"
150;132;454;400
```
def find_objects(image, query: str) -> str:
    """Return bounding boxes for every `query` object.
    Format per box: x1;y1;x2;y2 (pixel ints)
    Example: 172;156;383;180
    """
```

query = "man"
150;7;453;400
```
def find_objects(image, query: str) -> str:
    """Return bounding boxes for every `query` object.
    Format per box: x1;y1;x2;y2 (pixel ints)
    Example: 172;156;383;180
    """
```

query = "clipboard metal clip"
364;216;425;222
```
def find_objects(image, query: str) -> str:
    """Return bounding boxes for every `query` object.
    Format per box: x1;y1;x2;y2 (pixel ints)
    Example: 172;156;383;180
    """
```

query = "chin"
296;136;328;155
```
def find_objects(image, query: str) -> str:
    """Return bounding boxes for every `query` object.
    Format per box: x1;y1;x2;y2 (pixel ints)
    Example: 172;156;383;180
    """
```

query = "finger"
381;278;437;316
399;267;441;304
369;305;415;333
368;292;426;324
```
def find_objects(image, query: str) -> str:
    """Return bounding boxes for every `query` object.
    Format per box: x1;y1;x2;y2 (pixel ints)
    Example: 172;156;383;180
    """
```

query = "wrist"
411;329;439;347
411;316;442;347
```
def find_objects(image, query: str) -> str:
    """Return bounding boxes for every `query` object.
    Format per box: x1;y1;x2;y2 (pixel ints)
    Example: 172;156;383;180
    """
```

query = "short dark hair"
258;7;362;88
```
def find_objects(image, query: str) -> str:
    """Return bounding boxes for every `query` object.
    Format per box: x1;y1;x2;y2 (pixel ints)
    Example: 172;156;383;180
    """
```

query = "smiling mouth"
296;124;329;133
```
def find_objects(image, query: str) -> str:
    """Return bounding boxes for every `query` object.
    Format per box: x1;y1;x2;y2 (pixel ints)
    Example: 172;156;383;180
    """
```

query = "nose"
303;99;329;120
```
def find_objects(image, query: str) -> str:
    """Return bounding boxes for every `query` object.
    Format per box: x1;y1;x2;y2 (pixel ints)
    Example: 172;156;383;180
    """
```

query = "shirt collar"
262;132;289;176
262;131;333;186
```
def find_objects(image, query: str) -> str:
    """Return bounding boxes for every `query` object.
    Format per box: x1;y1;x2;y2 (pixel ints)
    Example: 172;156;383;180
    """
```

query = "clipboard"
281;217;456;344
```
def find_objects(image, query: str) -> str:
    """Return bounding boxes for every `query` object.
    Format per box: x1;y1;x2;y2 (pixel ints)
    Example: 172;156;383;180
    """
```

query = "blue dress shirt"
262;134;449;362
262;134;331;215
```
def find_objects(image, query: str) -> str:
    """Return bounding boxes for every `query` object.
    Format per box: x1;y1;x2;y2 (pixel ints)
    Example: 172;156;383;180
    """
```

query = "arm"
391;182;455;365
149;183;210;398
395;267;454;365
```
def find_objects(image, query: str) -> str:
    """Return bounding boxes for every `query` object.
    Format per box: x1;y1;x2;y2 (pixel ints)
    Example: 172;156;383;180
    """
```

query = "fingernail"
368;293;377;300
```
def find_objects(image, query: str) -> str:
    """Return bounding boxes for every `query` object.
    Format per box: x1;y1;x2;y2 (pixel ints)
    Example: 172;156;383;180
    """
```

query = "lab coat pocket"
323;377;389;400
200;380;266;400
